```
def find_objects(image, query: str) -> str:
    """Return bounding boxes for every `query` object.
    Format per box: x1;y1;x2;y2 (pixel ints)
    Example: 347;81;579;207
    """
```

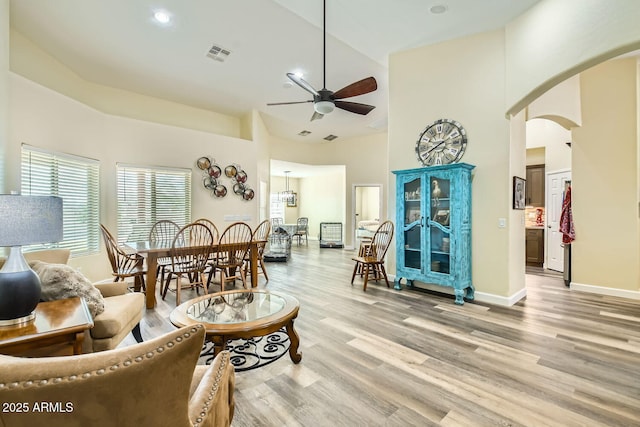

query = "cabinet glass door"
428;175;451;275
402;176;422;270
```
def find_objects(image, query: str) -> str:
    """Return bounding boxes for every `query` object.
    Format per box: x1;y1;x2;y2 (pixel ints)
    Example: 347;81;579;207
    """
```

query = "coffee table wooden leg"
285;320;302;363
211;335;226;357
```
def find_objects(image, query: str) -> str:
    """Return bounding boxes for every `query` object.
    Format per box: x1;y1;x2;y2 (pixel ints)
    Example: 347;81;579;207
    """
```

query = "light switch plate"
498;218;506;228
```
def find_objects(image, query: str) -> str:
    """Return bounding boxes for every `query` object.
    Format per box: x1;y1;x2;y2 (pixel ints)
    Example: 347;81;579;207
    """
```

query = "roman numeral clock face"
415;119;468;166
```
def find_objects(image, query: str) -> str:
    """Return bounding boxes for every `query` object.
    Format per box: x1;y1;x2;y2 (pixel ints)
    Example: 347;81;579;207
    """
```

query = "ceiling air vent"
298;130;311;136
323;134;338;141
207;44;231;62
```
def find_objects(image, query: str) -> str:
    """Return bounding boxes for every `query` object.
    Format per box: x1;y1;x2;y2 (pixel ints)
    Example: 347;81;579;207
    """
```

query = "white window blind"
21;144;100;257
116;164;191;244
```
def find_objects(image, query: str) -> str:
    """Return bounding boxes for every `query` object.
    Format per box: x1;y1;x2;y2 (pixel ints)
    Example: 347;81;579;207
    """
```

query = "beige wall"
527;75;582;129
389;29;515;301
300;171;346;240
8;74;258;282
572;58;639;292
10;30;242;139
505;0;640;115
526;119;572;172
526;147;545;166
0;0;8;193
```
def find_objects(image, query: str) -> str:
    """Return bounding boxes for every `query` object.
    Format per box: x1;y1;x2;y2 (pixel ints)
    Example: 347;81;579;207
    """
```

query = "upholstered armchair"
21;249;145;353
0;324;235;427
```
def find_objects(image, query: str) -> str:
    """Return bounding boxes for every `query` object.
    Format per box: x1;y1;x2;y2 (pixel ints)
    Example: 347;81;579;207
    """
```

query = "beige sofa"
0;324;235;427
14;249;145;353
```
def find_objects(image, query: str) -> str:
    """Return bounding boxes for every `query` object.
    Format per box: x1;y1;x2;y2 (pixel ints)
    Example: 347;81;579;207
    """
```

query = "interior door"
546;170;571;271
352;185;382;248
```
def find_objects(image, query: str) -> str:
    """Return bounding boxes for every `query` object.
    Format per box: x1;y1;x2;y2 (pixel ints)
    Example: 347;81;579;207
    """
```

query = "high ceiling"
10;0;540;144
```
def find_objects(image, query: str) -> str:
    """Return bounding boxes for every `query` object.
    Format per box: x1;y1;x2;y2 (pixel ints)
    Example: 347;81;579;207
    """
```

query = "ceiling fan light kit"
314;100;334;114
267;0;377;121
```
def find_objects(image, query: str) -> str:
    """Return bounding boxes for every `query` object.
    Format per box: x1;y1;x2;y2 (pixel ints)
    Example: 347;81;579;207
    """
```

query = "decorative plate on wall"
196;157;254;201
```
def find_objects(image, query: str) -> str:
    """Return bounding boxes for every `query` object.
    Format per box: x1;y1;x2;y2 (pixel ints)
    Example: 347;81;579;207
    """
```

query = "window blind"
21;144;100;257
116;164;191;244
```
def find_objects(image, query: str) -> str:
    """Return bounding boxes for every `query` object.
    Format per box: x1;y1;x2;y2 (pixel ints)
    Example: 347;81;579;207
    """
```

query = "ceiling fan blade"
267;100;314;106
286;73;319;96
311;111;324;121
334;101;376;115
333;77;377;99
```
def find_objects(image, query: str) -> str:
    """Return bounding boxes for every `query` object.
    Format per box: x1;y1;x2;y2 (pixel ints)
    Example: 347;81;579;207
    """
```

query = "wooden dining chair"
350;220;394;291
243;219;271;284
193;218;220;242
100;224;147;292
149;219;180;295
161;222;214;306
193;218;220;280
293;217;309;246
209;222;252;292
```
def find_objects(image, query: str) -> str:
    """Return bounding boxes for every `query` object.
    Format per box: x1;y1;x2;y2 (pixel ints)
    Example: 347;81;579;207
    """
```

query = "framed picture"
513;176;526;210
287;192;297;207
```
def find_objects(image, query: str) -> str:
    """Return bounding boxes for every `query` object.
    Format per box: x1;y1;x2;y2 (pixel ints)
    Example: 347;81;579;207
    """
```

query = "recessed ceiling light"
430;5;448;14
293;71;304;78
153;10;172;25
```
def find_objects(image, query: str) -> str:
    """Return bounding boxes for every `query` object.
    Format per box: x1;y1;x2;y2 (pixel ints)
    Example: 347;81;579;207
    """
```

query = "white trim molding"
389;275;528;307
475;288;527;307
570;282;640;300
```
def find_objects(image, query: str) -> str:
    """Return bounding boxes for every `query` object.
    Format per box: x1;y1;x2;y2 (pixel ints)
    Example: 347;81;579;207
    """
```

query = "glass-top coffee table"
170;289;302;365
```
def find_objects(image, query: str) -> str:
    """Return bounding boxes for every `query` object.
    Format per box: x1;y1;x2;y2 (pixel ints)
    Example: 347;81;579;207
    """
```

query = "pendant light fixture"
280;171;295;202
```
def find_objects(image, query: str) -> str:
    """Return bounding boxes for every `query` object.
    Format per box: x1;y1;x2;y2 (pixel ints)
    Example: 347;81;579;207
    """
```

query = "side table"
0;297;94;357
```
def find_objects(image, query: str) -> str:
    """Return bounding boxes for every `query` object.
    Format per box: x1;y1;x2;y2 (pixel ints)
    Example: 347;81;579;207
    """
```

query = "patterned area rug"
198;327;290;372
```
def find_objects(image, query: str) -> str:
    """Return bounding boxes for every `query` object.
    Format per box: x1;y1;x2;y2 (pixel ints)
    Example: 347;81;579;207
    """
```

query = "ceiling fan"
267;0;377;121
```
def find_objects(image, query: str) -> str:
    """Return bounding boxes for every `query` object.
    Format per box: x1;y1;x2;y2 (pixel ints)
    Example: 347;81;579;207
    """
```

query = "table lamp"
0;195;63;326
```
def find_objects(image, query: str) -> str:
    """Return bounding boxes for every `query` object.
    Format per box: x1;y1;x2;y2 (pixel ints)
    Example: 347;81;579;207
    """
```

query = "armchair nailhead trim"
192;351;231;427
1;325;205;389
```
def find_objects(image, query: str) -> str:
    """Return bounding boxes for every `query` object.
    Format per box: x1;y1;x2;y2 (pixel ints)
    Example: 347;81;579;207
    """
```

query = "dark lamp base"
0;269;42;326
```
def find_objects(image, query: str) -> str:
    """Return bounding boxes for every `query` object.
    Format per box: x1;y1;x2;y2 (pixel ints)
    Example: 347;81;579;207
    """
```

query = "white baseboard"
570;282;640;300
474;288;527;306
389;274;527;307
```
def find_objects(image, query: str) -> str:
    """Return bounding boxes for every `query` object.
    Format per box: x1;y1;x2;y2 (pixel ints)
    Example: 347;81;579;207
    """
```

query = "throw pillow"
30;261;105;318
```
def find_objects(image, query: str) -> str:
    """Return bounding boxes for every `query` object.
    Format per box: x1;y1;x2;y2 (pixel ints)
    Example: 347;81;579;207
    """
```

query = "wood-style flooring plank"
121;244;640;426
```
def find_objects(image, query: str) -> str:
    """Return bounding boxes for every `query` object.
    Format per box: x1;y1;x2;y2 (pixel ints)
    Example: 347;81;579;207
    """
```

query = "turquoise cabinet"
392;163;474;304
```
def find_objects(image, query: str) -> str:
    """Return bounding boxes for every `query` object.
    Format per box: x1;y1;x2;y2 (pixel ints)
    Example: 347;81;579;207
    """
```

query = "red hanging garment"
559;185;575;244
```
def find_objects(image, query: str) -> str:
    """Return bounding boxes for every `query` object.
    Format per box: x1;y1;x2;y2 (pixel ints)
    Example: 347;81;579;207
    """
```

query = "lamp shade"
0;195;63;325
0;195;63;246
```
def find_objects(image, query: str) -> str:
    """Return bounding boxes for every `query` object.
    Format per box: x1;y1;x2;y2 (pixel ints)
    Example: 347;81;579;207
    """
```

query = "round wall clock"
415;118;467;166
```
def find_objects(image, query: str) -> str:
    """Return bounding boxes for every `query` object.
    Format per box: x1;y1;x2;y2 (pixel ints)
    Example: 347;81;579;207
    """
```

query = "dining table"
125;239;266;309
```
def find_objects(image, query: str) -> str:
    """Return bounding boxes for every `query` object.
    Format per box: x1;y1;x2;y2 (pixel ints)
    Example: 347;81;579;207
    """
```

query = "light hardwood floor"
126;244;640;426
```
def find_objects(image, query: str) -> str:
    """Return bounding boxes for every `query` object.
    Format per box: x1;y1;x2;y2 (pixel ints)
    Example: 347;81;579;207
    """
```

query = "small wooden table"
0;297;94;357
170;289;302;364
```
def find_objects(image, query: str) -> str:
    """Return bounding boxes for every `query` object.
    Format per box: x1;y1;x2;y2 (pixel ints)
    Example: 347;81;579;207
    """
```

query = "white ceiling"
9;0;540;144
